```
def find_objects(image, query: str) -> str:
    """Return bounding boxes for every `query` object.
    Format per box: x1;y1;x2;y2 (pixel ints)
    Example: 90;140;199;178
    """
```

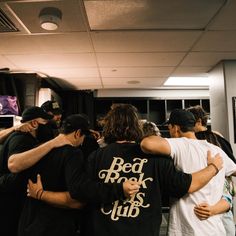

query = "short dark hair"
102;104;143;144
61;114;90;135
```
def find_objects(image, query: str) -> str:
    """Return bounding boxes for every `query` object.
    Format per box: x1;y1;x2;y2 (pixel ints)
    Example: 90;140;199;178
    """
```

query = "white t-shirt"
165;137;236;236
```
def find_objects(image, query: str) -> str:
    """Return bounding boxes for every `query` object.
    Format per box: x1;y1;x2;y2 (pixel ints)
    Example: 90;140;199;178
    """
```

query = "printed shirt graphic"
84;142;191;236
98;156;153;221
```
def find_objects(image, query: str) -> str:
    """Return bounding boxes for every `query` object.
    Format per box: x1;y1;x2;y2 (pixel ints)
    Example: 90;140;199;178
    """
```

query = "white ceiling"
0;0;236;90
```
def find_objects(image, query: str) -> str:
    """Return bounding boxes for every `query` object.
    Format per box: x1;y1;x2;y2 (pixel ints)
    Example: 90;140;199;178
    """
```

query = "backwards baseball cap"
165;109;196;127
61;114;90;135
21;106;53;123
41;101;63;115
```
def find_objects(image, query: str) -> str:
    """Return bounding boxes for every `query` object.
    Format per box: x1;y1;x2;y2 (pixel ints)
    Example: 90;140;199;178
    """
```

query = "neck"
180;131;196;140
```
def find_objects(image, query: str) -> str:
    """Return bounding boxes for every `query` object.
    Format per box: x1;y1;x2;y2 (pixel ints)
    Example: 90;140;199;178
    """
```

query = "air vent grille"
0;8;19;32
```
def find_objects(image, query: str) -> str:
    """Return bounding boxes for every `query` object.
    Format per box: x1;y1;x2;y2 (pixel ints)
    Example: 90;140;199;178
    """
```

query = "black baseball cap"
164;109;196;127
21;106;53;123
61;114;90;135
41;101;63;115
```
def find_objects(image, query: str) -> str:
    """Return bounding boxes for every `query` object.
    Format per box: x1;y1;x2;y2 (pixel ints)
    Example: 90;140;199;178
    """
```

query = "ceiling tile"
92;31;201;52
40;67;100;79
100;67;173;77
172;66;210;77
85;0;225;30
97;52;185;67
5;53;97;69
102;77;167;89
209;0;236;30
0;33;93;54
193;31;236;52
7;0;86;33
181;52;236;66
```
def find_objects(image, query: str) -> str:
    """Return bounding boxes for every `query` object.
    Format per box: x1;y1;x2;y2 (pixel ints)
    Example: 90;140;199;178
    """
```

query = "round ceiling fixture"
39;7;62;31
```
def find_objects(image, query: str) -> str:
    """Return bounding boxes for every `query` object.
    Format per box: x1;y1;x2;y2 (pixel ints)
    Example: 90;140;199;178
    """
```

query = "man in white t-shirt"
141;109;236;236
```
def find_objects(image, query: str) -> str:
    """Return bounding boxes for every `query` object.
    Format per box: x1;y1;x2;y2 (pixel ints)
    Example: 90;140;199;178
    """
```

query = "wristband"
35;188;43;199
38;189;44;200
209;163;219;175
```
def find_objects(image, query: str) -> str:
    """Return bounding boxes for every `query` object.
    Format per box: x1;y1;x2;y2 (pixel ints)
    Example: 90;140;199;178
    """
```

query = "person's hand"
27;174;44;200
207;151;223;173
194;203;213;220
51;134;73;148
15;123;34;132
123;180;140;199
89;129;101;140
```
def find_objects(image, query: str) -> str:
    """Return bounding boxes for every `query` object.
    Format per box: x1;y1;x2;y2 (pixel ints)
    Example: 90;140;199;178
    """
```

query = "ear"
74;130;82;139
31;120;38;129
174;125;181;135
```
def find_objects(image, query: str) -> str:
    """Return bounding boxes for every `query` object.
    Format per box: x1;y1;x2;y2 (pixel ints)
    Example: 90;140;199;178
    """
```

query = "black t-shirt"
196;130;236;163
18;145;84;236
0;131;39;236
37;123;59;143
82;143;191;236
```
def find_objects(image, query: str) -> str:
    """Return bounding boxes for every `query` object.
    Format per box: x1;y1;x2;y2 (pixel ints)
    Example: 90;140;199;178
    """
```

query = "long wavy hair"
102;103;143;144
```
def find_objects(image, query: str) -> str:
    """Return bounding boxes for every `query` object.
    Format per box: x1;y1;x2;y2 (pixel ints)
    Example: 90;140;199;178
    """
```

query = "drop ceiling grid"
91;31;202;52
99;67;173;77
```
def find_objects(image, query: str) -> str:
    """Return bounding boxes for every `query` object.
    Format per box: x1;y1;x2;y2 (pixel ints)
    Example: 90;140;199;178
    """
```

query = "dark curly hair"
186;105;208;127
102;103;143;144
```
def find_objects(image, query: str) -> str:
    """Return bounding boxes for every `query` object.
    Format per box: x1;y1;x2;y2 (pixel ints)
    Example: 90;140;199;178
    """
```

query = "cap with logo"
21;106;53;123
41;101;63;115
165;109;196;127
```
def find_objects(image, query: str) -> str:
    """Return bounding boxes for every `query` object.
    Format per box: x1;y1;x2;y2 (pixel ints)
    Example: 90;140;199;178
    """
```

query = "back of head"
61;114;90;135
21;106;53;123
186;105;208;127
167;109;196;132
41;100;63;115
102;103;143;144
142;121;161;137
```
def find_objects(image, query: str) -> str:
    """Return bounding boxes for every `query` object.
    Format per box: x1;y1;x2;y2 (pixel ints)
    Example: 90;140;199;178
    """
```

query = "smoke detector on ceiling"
39;7;62;31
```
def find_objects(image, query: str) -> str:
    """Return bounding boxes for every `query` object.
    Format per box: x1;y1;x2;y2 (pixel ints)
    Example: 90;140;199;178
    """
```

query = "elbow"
8;156;20;173
68;201;85;209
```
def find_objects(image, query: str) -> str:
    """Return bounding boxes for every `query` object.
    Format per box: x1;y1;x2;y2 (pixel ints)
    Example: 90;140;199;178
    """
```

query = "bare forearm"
41;191;84;209
8;139;56;173
0;127;15;143
140;136;171;155
189;165;218;193
211;199;230;215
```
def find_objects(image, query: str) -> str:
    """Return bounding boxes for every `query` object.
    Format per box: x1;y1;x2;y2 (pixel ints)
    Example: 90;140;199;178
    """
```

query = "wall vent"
0;8;19;32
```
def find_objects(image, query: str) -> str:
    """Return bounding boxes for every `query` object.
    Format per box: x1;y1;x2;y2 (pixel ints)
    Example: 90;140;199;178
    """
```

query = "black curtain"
59;90;95;128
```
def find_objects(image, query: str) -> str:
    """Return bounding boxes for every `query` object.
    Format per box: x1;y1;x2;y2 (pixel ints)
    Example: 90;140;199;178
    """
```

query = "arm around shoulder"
140;135;171;155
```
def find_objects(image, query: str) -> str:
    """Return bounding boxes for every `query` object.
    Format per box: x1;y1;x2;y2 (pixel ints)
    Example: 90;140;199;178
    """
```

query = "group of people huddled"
0;101;236;236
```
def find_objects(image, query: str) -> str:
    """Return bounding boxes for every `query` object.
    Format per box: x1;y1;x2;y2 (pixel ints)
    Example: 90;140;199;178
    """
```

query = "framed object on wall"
232;97;236;143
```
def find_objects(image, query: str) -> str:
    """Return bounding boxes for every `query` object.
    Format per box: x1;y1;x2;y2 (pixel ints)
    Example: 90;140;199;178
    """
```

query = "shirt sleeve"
66;148;125;204
156;156;192;198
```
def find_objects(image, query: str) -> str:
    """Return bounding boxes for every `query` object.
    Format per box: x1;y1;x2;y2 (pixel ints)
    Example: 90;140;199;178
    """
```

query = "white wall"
96;88;209;99
209;61;236;155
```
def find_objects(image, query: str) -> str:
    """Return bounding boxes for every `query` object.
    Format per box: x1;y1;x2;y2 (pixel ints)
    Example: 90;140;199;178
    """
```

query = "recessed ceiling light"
39;7;62;31
127;80;140;84
164;77;210;86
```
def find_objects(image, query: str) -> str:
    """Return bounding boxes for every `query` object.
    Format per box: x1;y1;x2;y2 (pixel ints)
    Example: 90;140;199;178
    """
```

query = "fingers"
123;180;141;198
36;174;43;188
37;174;41;183
194;207;210;220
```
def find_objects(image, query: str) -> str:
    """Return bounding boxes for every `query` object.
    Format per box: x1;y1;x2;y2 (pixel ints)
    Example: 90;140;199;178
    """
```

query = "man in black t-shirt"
18;114;139;236
0;106;53;236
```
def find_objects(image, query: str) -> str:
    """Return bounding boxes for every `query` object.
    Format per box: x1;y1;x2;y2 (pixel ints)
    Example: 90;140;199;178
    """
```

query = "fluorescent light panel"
164;77;210;86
